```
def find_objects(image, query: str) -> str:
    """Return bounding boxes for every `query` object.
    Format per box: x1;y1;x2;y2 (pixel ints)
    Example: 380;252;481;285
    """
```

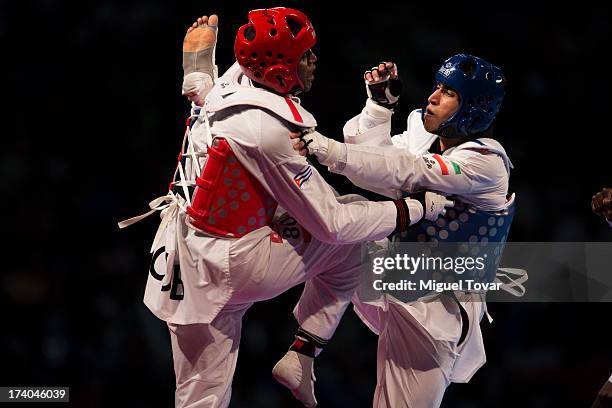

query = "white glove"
421;192;454;221
295;130;343;167
298;129;326;158
404;192;454;225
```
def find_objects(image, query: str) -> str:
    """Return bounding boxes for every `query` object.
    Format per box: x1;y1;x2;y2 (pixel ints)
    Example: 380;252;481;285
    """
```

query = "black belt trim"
445;291;470;347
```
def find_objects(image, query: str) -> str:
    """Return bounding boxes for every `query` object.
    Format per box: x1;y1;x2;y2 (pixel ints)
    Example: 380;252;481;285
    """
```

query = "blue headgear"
427;54;505;139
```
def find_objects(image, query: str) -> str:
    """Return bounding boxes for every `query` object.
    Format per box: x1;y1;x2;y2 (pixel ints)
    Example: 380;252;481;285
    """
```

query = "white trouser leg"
293;242;362;340
373;302;460;408
168;303;250;408
227;217;363;341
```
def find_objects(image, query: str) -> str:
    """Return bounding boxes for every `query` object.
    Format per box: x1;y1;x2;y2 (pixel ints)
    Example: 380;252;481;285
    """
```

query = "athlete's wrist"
364;98;393;121
393;198;424;233
405;199;424;225
302;131;343;167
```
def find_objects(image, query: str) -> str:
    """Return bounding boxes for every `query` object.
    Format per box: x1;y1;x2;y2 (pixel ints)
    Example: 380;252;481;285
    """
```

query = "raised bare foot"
182;14;218;105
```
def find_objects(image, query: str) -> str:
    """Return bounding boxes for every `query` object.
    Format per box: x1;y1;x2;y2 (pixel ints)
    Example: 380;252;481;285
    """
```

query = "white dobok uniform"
331;102;515;408
140;64;401;407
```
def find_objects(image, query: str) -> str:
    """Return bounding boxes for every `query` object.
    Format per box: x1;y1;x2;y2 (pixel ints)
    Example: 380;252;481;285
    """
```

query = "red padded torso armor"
187;138;278;238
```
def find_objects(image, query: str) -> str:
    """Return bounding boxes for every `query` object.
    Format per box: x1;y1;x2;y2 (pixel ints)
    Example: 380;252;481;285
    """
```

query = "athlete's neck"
439;136;469;152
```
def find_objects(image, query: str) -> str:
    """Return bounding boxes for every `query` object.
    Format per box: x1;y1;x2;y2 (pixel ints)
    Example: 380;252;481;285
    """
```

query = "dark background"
1;1;611;407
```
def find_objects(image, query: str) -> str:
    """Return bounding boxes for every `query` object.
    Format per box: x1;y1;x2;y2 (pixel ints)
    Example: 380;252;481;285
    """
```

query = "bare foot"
183;15;218;54
182;14;218;105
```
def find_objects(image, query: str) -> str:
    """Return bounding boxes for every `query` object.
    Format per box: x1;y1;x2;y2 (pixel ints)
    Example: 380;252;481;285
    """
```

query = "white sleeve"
332;143;505;196
344;104;420;149
356;99;394;134
343;99;395;147
260;157;397;243
254;115;398;244
342;101;401;198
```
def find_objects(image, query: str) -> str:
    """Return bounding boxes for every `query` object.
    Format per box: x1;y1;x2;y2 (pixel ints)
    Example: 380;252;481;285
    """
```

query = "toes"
191;14;216;31
187;21;198;33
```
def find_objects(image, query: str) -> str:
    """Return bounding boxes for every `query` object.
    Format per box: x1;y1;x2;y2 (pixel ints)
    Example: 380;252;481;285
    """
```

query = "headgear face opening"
234;8;317;95
428;54;506;138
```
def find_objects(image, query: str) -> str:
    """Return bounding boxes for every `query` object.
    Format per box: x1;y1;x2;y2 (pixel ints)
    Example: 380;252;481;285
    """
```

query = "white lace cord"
150;193;182;253
484;305;494;324
117;191;184;253
176;158;192;208
119;108;213;243
118;110;206;230
117;193;176;229
170;109;211;207
186;111;204;176
177;114;198;207
167;123;191;200
495;267;528;297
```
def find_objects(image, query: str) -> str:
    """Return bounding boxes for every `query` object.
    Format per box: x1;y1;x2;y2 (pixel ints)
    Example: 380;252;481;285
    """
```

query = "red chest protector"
186;138;278;238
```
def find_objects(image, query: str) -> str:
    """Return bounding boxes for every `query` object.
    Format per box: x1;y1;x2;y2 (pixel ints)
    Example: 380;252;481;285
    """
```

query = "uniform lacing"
118;105;214;249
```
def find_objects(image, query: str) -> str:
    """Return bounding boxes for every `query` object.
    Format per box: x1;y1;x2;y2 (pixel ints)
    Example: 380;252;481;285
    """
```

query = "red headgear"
234;7;316;94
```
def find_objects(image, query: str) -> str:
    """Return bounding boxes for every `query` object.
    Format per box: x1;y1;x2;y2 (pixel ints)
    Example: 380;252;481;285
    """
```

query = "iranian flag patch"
431;154;461;175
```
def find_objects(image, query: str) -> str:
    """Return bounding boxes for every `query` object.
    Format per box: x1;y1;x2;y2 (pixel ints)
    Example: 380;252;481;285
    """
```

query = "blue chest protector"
389;198;516;301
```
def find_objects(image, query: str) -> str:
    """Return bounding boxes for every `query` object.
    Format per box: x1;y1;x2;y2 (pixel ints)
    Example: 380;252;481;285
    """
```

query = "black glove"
365;62;402;109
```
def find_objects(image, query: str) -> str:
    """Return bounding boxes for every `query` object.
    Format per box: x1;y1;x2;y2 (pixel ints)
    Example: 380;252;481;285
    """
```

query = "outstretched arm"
291;130;477;197
347;61;401;141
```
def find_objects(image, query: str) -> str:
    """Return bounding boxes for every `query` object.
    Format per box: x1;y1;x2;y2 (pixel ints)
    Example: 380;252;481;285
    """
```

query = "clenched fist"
591;188;612;221
364;61;402;109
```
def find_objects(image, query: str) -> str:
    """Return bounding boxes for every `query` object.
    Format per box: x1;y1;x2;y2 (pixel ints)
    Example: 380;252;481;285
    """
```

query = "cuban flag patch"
293;165;313;189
